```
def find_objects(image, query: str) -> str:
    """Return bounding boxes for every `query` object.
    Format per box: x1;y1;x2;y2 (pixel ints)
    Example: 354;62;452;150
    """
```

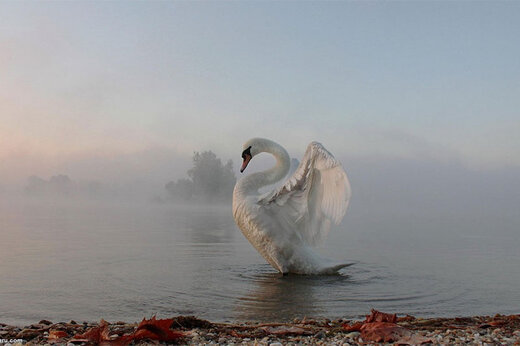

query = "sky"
1;1;519;189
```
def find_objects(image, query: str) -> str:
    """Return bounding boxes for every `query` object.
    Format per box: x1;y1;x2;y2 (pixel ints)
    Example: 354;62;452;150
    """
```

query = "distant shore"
1;311;519;345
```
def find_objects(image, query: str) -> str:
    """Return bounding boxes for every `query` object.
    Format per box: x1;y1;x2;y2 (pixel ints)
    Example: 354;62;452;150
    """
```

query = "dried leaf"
489;320;506;327
365;309;397;323
397;314;416;322
360;321;409;342
132;316;184;342
72;317;183;345
72;319;109;344
343;310;431;345
342;321;363;332
48;330;68;339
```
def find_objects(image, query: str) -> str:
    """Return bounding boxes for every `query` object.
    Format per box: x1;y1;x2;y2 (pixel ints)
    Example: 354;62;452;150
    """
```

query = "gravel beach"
1;310;519;345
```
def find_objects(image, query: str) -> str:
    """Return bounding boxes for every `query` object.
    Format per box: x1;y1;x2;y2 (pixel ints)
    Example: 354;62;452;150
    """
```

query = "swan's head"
240;138;264;173
240;145;253;173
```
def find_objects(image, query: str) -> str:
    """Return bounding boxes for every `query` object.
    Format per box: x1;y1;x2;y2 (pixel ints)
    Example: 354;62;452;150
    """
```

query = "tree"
165;178;194;201
165;150;236;202
49;174;73;195
24;174;74;196
188;151;236;201
25;175;47;195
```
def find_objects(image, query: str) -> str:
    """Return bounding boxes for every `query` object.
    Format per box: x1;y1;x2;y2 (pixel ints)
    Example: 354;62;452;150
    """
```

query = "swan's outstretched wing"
257;142;351;246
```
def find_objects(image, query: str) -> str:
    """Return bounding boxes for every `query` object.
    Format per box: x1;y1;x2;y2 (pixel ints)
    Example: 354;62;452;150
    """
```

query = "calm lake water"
0;198;519;325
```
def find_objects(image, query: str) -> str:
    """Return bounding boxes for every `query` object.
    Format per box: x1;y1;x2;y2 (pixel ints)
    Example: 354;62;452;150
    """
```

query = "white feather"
232;139;352;274
258;142;351;246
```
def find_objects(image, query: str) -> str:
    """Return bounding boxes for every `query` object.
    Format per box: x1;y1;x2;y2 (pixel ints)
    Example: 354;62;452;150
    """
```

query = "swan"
232;138;352;275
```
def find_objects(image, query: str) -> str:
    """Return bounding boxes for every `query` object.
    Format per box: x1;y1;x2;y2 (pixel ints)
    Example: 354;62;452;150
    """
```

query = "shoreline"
1;311;519;345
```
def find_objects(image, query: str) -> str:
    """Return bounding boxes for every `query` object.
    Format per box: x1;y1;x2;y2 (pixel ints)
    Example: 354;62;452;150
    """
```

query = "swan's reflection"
234;269;351;321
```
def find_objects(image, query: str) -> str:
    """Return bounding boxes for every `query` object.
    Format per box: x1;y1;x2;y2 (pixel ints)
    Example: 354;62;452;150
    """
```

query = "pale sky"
1;1;519;185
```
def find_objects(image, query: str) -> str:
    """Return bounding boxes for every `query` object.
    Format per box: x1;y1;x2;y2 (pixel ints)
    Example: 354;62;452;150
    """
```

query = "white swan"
232;138;352;275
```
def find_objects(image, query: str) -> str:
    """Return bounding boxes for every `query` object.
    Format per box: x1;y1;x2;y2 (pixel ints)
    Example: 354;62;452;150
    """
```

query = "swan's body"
232;138;351;274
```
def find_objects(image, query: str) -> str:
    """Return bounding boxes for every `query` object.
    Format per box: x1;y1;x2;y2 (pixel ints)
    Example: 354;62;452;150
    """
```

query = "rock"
17;328;39;340
38;320;53;325
344;331;360;339
315;331;326;339
29;323;50;330
269;343;283;346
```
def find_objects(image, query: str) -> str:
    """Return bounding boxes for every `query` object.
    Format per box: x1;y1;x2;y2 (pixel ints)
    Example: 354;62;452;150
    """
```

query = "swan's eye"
241;146;252;159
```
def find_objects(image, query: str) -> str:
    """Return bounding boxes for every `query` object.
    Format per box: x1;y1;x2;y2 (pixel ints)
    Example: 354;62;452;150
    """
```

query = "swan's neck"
236;140;290;195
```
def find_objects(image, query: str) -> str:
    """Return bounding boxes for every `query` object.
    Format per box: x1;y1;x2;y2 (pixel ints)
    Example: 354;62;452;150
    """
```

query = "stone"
344;331;360;339
17;328;39;340
315;331;326;339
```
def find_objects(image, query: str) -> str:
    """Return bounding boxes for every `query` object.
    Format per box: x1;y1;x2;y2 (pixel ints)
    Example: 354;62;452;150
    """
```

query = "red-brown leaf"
72;319;109;343
489;320;506;327
397;314;416;322
365;309;397;323
360;321;408;342
48;330;68;339
132;316;184;342
72;317;183;345
342;321;363;332
342;310;431;345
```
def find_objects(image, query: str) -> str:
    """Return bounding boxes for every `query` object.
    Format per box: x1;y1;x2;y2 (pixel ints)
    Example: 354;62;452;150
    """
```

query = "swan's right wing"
257;142;351;246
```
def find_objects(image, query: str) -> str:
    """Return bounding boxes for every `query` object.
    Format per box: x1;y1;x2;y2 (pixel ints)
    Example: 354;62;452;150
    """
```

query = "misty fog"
1;146;518;238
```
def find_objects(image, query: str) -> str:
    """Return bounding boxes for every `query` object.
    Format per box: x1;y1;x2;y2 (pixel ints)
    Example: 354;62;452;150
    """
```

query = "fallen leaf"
71;317;183;345
342;321;363;332
48;330;68;339
489;320;506;327
360;322;408;342
397;315;416;322
366;309;397;323
343;310;432;345
131;316;184;342
72;319;110;344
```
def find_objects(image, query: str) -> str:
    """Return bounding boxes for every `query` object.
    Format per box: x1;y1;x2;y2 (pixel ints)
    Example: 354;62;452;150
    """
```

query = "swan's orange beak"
240;154;251;173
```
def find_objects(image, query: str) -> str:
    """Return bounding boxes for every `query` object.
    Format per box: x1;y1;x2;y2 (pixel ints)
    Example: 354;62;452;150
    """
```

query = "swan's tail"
319;262;355;275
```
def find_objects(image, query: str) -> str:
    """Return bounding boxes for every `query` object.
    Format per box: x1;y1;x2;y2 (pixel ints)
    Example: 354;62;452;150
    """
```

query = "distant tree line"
25;175;74;196
165;151;236;203
24;175;113;199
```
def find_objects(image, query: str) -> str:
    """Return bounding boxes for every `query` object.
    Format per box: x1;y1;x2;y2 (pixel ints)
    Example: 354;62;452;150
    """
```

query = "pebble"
315;331;326;339
344;331;360;338
17;328;40;339
0;315;519;345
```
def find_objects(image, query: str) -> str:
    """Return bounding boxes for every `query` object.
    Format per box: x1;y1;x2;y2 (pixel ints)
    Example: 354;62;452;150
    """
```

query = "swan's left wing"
257;142;351;246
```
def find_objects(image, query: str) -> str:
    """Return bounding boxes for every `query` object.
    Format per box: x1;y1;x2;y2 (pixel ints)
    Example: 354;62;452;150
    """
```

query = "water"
0;198;519;326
